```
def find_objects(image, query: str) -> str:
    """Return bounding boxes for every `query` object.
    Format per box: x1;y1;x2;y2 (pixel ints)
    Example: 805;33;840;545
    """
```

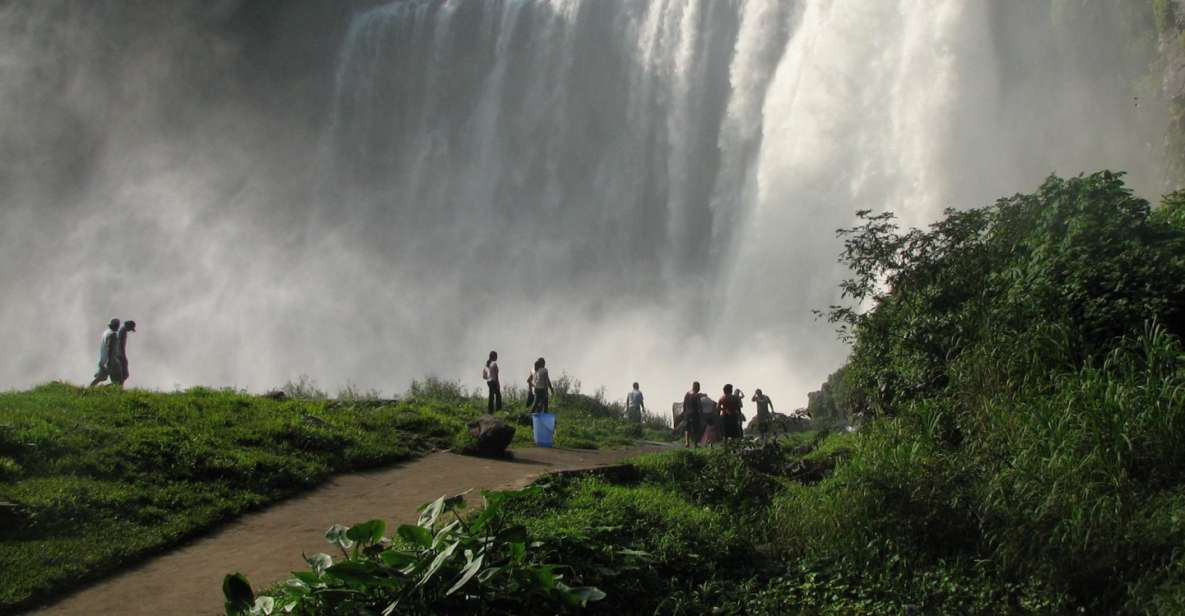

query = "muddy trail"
32;445;665;616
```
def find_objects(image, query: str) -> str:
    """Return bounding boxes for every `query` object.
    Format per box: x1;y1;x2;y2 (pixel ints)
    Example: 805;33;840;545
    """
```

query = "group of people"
483;350;555;415
483;352;777;448
679;381;774;447
89;318;136;387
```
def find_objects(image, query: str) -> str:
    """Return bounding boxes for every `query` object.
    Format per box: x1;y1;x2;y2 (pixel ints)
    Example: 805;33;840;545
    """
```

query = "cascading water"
0;0;1166;404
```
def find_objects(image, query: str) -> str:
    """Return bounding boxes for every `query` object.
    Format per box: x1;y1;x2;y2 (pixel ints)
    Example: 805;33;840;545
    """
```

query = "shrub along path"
34;445;664;616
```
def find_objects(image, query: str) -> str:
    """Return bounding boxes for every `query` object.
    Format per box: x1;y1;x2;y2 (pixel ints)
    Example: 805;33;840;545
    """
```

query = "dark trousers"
487;380;502;413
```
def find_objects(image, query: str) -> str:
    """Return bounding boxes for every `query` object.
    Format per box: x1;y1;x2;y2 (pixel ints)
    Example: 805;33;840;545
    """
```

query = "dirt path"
32;445;664;616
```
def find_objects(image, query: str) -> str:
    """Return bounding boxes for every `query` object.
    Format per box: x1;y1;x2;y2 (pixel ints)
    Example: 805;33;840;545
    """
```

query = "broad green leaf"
509;542;526;563
381;550;418;568
397;524;433;547
325;561;385;586
558;583;606;606
291;571;320;587
222;573;255;615
346;519;386;546
446;552;485;595
417;540;460;587
532;566;557;590
495;525;527;544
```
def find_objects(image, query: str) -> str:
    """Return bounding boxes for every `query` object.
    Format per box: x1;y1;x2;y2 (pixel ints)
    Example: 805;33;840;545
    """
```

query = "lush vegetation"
0;378;667;611
303;171;1185;615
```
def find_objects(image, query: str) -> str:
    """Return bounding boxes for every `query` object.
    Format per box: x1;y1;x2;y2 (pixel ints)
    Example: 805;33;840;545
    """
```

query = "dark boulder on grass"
466;415;515;456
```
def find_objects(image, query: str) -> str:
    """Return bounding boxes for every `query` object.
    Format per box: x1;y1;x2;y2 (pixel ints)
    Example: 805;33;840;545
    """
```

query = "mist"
0;0;1168;409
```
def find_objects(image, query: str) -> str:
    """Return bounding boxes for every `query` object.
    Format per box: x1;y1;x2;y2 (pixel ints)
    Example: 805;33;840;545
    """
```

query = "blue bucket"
531;412;555;448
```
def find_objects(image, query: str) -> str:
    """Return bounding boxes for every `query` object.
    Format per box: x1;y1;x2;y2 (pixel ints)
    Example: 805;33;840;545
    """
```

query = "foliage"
0;379;666;611
281;374;328;400
226;488;604;615
805;364;865;427
824;171;1185;415
786;172;1185;612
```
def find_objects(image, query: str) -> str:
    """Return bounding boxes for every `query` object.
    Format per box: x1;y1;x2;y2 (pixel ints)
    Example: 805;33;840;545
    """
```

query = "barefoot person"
115;320;136;386
483;350;502;413
626;382;645;424
89;318;122;387
531;357;554;413
681;381;705;448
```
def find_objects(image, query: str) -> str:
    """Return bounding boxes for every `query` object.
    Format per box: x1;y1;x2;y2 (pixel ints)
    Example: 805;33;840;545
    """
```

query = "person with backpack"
483;350;502;413
89;318;122;387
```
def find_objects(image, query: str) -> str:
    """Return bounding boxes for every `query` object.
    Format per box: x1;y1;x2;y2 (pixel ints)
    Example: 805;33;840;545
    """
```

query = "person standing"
115;320;136;386
626;382;645;424
483;350;502;413
718;384;743;441
752;388;775;442
681;381;704;448
531;357;554;413
89;318;122;387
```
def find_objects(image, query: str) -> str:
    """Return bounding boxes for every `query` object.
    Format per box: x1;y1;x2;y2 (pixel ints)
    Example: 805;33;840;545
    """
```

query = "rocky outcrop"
466;415;516;456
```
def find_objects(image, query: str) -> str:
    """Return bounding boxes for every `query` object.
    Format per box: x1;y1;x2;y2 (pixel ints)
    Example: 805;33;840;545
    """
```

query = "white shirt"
626;389;644;409
99;329;117;364
484;361;499;382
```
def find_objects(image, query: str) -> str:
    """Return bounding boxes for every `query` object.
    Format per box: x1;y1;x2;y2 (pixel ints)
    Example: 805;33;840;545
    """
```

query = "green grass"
0;380;668;611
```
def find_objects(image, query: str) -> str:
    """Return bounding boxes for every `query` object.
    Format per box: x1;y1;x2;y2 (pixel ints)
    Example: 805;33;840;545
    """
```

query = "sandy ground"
31;445;664;616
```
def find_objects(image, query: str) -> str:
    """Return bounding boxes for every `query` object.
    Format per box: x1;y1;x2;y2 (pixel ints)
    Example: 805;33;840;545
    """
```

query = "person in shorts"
115;320;136;386
717;384;743;441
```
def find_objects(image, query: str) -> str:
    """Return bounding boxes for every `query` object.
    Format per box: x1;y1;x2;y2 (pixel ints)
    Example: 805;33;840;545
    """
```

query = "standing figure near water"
483;350;502;413
531;357;554;413
115;320;136;386
681;381;705;448
626;382;645;424
718;384;743;441
89;319;122;387
752;388;775;442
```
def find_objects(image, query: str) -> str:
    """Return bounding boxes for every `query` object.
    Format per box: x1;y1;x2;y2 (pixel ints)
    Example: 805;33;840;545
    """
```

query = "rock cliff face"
1157;0;1185;186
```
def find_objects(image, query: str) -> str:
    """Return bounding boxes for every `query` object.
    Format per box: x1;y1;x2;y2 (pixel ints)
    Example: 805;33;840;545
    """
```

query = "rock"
262;390;286;400
467;415;515;456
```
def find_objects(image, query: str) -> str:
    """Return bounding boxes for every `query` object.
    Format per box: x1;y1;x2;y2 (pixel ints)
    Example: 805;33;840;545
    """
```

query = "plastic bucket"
531;412;555;448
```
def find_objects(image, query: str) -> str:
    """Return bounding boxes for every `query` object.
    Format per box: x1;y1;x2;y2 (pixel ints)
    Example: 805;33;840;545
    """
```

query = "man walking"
626;382;645;424
116;320;136;386
89;318;122;387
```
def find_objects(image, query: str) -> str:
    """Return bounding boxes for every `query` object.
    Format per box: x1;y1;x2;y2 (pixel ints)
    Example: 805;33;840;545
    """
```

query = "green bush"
227;489;605;615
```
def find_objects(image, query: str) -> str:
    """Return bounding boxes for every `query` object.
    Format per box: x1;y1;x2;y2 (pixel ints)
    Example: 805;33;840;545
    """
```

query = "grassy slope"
0;381;668;610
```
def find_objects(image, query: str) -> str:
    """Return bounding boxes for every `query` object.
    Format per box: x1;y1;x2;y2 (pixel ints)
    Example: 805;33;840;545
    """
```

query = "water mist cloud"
0;0;1169;412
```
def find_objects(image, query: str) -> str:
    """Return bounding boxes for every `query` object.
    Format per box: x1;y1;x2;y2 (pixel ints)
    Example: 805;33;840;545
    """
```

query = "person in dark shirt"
681;381;704;448
115;320;136;386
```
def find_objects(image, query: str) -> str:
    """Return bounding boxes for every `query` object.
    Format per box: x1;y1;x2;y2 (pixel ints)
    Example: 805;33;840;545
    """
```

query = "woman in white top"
531;357;554;413
483;350;502;413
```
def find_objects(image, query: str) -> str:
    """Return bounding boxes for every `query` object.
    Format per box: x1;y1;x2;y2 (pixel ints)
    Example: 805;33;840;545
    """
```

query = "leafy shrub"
225;488;604;615
280;375;328;400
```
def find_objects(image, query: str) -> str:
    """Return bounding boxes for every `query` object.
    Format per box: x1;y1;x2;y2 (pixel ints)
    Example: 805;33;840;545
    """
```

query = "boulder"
467;415;516;456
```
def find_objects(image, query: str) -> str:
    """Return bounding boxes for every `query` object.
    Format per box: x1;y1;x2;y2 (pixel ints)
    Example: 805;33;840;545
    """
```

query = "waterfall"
0;0;1165;400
